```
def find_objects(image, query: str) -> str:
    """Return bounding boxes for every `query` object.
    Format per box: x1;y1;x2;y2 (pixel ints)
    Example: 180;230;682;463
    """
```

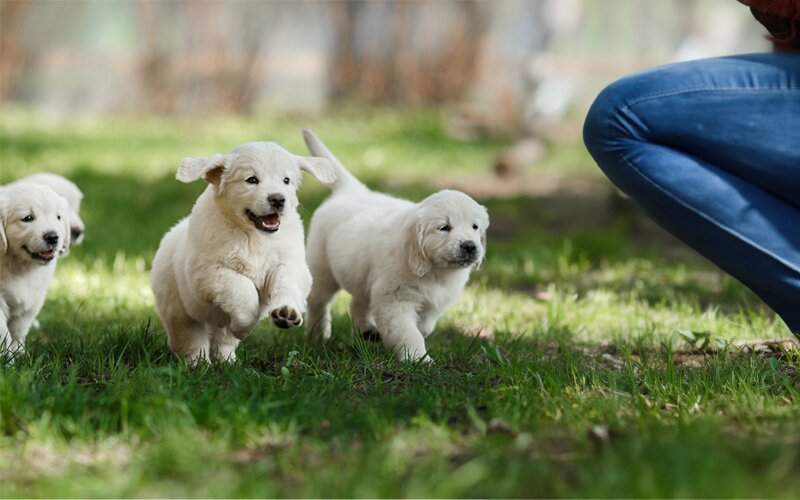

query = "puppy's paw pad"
271;305;302;329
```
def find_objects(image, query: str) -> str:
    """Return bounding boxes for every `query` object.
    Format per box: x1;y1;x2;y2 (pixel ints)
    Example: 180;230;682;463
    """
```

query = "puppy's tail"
302;129;366;193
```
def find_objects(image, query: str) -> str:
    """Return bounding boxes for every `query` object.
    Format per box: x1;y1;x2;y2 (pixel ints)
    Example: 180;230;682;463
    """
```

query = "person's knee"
583;78;632;163
584;60;707;156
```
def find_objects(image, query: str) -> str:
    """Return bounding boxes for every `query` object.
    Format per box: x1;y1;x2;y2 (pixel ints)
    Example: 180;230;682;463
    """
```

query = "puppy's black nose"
71;228;83;241
268;193;285;210
43;231;59;246
460;241;477;255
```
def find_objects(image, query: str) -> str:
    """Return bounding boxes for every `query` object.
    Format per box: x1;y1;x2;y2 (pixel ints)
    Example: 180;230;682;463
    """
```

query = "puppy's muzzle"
43;231;59;246
452;240;479;267
267;193;285;212
460;241;477;256
246;193;285;234
24;230;61;263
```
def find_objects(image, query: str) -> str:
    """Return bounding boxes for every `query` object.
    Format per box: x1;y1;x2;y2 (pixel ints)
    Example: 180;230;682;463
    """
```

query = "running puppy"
0;183;71;354
303;130;489;362
150;141;335;364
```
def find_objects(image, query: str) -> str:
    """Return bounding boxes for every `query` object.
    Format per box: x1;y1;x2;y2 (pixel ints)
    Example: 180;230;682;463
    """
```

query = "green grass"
1;107;798;498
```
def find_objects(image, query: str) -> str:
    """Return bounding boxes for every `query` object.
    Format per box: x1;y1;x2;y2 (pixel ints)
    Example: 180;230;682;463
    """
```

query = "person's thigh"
588;53;800;205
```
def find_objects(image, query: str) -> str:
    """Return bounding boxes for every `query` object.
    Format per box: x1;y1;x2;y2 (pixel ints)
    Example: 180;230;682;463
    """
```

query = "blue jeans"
583;53;800;337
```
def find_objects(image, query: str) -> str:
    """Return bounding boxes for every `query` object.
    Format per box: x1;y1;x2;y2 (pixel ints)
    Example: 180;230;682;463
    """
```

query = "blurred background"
1;0;769;123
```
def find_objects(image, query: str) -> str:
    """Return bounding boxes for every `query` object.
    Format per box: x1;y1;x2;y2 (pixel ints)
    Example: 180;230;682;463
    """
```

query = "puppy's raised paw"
270;305;302;329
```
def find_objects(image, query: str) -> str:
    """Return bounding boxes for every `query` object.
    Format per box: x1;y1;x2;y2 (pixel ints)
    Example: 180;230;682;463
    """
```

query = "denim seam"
621;87;800;111
616;150;800;277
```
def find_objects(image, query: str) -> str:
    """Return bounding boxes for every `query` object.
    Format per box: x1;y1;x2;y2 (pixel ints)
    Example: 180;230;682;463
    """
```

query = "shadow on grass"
4;313;798;441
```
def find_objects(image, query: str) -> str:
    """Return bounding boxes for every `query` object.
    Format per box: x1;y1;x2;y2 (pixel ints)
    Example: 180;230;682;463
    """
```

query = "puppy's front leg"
209;324;239;363
207;269;261;340
373;301;431;362
418;311;439;339
4;314;34;355
264;264;311;329
0;308;14;353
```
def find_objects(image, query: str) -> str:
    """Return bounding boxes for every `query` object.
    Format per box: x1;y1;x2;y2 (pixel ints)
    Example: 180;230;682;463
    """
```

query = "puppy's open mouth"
24;246;56;263
246;209;281;233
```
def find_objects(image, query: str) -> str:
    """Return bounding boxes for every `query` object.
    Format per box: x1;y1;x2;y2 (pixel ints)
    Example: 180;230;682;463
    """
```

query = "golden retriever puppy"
8;173;85;245
0;183;71;354
150;141;335;364
303;130;489;362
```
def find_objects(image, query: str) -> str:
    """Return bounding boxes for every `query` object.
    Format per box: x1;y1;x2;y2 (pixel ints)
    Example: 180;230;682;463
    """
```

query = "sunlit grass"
1;108;798;498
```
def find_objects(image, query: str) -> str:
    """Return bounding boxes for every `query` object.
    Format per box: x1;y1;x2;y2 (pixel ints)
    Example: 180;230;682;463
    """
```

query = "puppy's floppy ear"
472;205;490;271
71;210;85;241
58;203;71;257
294;155;337;185
405;216;432;277
176;154;226;185
0;198;7;255
472;231;487;272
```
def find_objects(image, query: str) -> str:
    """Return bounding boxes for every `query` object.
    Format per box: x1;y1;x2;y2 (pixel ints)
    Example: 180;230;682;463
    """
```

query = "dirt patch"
529;338;800;373
436;173;602;200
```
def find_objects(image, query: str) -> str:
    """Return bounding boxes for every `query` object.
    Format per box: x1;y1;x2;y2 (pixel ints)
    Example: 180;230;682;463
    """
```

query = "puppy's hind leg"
153;245;210;364
350;297;379;342
164;312;210;365
305;272;340;342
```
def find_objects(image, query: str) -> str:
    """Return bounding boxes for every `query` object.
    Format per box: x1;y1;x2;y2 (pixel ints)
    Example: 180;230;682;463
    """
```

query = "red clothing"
739;0;799;18
738;0;800;50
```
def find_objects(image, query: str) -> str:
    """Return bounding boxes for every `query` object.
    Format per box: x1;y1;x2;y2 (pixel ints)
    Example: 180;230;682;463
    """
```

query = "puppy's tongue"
259;213;280;231
38;250;55;258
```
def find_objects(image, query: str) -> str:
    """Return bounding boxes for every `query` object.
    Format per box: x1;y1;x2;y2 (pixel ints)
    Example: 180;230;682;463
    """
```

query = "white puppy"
0;183;71;354
150;141;336;364
6;173;85;245
303;130;489;362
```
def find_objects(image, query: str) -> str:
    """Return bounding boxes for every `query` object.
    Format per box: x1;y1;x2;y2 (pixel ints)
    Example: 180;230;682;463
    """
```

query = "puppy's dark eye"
22;214;34;223
57;215;62;221
472;223;478;230
283;177;290;185
246;176;259;184
438;224;452;232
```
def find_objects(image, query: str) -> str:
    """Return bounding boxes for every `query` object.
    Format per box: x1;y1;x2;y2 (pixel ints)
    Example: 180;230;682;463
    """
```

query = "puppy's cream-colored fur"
150;141;335;364
8;173;85;245
0;183;71;354
303;130;489;362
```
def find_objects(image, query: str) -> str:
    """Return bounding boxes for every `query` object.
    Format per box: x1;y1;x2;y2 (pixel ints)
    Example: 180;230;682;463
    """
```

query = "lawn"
1;107;798;498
